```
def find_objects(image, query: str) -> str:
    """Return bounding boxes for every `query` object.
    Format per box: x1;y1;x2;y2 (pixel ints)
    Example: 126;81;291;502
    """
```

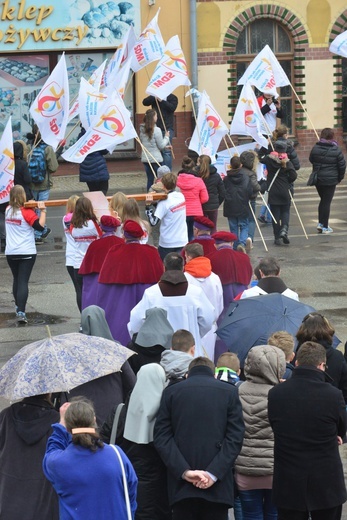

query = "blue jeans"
143;162;163;192
161;128;174;171
238;489;277;520
259;205;272;223
228;216;249;248
31;188;49;238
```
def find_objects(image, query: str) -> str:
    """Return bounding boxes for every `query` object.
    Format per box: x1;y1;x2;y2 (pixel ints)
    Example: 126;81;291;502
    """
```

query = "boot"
279;225;290;245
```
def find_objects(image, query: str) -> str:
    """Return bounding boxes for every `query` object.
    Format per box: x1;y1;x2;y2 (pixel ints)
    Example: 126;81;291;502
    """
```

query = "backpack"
28;143;47;184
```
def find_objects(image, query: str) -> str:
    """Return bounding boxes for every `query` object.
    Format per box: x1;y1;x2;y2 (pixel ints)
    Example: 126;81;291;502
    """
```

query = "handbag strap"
110;403;125;445
111;444;132;520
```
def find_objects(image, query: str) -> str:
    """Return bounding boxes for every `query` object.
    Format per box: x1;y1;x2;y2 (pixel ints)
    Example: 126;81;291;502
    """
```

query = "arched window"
235;19;294;133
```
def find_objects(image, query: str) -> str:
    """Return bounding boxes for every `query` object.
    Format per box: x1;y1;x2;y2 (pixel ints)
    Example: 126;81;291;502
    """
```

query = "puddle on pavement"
0;312;67;328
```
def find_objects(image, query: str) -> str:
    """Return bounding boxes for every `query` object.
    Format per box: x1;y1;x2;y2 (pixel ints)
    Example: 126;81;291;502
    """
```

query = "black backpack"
28;143;47;184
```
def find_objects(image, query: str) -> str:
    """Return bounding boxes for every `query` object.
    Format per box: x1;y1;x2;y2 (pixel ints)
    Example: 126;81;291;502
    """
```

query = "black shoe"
258;215;266;224
281;235;290;245
274;239;282;246
35;237;44;245
279;226;290;244
41;227;51;239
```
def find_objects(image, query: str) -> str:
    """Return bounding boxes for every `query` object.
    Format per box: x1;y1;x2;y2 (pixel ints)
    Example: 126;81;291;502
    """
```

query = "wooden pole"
226;134;240;155
290;83;319;140
289;189;308;239
222;136;233;158
135;136;161;168
258;192;277;224
248;200;268;252
24;192;168;209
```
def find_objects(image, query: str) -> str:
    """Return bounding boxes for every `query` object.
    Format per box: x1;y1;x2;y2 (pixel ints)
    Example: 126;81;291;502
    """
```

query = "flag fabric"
89;60;107;91
106;59;132;99
230;83;269;148
237;45;290;96
62;91;137;163
129;10;165;72
29;54;69;151
103;27;135;87
189;91;228;157
145;35;191;99
79;78;108;130
0;117;14;204
68;100;79;123
329;31;347;58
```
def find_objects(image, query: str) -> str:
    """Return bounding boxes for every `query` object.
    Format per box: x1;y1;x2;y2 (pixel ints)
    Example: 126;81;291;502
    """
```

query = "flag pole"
289;189;308;239
289;83;319;140
258;192;277;224
248;200;268;252
154;98;175;160
222;136;233;158
226;134;240;155
135;137;160;181
27;132;41;162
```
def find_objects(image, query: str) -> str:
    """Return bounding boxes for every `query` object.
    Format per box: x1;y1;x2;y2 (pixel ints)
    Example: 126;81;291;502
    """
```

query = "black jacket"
143;94;178;131
13;142;33;200
199;166;226;211
261;156;297;205
0;397;59;520
309;141;346;186
154;365;245;507
268;366;347;511
223;167;253;218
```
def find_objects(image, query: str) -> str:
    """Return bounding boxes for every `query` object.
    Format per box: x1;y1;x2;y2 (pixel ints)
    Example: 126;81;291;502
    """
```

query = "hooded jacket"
160;349;193;383
235;345;286;477
78;127;110;183
0;397;59;519
176;173;209;216
260;155;297;205
223;167;253;218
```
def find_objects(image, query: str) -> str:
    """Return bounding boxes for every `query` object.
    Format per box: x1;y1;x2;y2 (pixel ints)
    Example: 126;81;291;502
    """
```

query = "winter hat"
100;215;121;232
212;231;237;243
157;165;171;179
123;219;144;240
274;140;287;153
193;216;214;231
13;141;24;159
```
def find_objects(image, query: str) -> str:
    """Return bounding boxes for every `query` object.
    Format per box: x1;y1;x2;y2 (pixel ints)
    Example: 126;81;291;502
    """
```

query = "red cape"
79;236;124;275
98;243;164;284
207;247;252;285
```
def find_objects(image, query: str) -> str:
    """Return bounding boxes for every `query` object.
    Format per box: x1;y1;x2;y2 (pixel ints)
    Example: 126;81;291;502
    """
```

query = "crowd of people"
1;103;347;519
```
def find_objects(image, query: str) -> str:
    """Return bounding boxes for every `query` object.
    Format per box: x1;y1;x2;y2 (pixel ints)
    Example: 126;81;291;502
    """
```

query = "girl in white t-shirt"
5;185;47;324
121;198;150;244
70;197;102;311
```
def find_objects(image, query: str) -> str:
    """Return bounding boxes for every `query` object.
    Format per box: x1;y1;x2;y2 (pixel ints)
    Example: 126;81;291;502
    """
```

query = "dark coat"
223;167;253;218
268;366;347;511
143;94;178;131
78;128;110;183
200;166;226;211
60;361;136;425
297;339;347;403
309;141;346;186
13;141;33;200
258;138;300;171
0;397;59;520
153;365;245;507
261;156;297;205
126;334;165;375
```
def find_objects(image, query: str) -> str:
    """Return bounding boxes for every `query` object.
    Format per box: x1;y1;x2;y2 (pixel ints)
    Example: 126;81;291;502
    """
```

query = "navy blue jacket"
78;129;109;183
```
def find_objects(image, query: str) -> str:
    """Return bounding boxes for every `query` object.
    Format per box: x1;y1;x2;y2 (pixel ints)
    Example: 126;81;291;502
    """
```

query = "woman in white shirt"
70;197;102;311
5;185;47;324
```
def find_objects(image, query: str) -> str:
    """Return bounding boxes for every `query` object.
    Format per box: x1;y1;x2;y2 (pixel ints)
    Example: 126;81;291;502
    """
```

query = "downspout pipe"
190;0;198;123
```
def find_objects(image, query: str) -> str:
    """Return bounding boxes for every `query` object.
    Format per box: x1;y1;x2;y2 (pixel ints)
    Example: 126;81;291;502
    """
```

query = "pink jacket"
176;173;209;216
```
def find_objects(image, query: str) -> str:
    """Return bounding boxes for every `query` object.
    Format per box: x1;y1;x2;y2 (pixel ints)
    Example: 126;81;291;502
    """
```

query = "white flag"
238;45;290;96
62;91;137;163
107;59;132;99
329;31;347;58
130;10;165;72
0;117;14;204
79;78;108;130
29;54;69;151
89;60;107;91
103;27;135;87
146;35;191;99
230;83;269;148
189;91;228;157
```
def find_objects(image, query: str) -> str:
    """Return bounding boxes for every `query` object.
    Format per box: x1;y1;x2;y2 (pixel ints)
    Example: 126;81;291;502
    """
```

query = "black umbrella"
216;293;316;365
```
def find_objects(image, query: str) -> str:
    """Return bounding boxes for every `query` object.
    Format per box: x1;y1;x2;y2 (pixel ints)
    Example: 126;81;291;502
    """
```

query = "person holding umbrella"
43;399;138;520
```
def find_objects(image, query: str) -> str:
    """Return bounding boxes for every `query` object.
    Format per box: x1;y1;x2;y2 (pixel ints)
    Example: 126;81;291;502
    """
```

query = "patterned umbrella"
0;332;134;401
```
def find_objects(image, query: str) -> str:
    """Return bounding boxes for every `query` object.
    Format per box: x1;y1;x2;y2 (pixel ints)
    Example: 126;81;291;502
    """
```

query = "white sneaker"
322;226;333;234
246;237;253;253
17;312;28;324
317;223;323;233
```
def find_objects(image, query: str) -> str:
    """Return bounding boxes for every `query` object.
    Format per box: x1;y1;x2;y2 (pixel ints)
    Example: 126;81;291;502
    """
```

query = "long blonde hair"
197;155;211;180
9;185;26;213
66;195;79;214
109;192;128;220
122;198;150;235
